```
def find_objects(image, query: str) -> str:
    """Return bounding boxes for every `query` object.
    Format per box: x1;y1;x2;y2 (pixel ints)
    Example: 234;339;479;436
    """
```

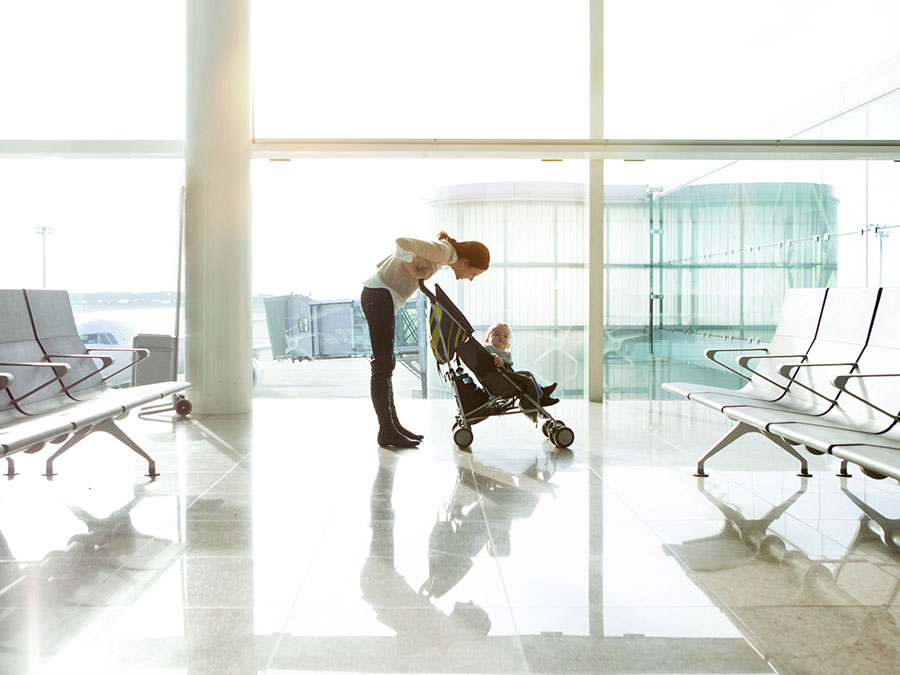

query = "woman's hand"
493;355;504;368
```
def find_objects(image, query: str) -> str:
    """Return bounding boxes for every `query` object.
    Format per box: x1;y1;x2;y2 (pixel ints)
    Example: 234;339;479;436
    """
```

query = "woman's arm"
396;238;454;265
401;260;433;279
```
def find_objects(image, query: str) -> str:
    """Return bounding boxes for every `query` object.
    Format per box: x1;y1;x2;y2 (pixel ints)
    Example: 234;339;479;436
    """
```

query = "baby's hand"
493;355;504;368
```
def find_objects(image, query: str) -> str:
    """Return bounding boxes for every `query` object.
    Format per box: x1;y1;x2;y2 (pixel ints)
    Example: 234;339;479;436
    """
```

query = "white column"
588;0;604;402
184;0;252;414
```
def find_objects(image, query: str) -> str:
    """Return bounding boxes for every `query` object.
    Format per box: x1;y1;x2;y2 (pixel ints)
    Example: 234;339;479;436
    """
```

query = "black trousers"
361;286;395;382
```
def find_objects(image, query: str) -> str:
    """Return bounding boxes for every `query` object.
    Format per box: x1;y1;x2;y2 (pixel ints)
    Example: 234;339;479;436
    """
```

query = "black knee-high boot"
387;379;424;441
372;377;419;448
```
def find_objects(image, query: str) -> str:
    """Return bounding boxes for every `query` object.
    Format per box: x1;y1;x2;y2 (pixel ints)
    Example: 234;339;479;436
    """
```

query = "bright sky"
1;0;899;295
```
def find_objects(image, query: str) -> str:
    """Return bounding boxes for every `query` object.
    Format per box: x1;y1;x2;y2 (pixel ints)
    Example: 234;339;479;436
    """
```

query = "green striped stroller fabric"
429;304;467;364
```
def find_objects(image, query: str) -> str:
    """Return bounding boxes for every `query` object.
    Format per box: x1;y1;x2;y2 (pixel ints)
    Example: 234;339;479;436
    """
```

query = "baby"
484;322;558;407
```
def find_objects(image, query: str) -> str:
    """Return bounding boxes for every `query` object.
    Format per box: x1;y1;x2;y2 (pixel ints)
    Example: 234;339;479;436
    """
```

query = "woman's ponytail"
438;231;490;270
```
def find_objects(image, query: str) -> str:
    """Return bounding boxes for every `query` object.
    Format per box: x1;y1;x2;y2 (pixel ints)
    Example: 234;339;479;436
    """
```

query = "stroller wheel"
541;420;555;437
550;425;575;449
453;426;474;448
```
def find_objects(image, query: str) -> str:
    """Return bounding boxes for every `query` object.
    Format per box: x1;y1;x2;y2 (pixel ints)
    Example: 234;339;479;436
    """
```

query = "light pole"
35;226;52;288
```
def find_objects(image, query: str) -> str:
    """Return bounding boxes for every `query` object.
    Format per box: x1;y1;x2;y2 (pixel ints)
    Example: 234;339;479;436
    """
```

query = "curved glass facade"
428;170;892;400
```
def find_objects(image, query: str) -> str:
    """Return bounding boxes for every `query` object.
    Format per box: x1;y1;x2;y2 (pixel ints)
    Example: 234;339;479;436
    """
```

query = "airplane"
75;308;266;389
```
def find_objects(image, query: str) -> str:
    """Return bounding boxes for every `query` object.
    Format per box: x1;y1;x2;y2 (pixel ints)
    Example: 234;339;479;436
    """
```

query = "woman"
362;231;490;448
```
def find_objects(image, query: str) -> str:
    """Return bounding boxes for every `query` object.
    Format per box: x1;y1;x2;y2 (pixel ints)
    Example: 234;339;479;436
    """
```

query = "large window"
603;157;900;400
2;1;899;403
0;1;184;140
251;159;588;400
252;0;589;139
604;0;900;139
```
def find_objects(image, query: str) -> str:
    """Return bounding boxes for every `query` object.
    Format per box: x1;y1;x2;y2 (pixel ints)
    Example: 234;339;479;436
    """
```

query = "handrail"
44;353;116;392
776;361;860;405
0;361;71;407
832;373;900;423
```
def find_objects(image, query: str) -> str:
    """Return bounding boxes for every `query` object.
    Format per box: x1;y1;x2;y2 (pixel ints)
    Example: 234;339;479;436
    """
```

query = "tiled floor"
1;397;899;674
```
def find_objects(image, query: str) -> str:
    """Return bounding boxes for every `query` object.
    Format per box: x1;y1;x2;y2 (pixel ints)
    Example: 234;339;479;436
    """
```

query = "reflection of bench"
664;287;900;481
671;478;900;671
603;328;645;365
0;289;190;478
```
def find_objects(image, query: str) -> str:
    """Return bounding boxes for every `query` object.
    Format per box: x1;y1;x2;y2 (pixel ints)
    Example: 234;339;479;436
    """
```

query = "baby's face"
488;326;510;350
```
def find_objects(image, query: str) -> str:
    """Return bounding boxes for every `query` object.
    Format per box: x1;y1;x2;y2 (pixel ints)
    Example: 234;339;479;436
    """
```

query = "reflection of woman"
361;232;490;448
360;450;492;650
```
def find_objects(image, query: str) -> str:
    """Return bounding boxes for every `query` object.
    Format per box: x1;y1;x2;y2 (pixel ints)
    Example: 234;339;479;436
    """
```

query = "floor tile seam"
576;470;791;670
644;423;710;460
182;421;254;468
647;541;793;675
263;507;336;675
177;552;259;559
176;458;255;513
655;595;790;675
0;574;26;598
467;461;531;669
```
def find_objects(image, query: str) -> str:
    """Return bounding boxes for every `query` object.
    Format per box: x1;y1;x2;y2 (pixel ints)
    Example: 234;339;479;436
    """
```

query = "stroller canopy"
426;284;474;364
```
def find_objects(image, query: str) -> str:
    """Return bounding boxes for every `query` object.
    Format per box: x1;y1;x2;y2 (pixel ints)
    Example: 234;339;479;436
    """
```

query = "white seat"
663;288;827;408
0;288;191;478
663;287;900;479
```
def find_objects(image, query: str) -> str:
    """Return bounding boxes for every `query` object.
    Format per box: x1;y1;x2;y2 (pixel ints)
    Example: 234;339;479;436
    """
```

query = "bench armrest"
0;361;71;405
45;353;116;391
778;362;857;379
831;373;900;422
737;353;808;369
775;361;859;404
0;372;12;391
731;353;808;394
85;347;151;383
704;347;768;383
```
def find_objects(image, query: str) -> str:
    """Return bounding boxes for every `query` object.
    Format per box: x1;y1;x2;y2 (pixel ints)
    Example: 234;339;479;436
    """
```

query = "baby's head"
486;322;511;350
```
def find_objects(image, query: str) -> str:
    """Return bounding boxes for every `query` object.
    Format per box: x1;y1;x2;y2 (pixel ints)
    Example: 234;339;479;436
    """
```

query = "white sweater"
363;237;457;313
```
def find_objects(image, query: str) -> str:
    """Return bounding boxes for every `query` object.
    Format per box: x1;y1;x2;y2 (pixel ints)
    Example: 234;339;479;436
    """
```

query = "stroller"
418;280;575;450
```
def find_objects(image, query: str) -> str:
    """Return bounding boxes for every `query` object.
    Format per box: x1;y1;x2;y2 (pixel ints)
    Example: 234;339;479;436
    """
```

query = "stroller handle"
418;279;438;301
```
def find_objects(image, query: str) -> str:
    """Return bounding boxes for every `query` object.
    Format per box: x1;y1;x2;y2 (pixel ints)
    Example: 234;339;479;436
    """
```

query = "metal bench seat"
665;286;900;482
662;288;827;407
831;444;900;481
0;288;191;478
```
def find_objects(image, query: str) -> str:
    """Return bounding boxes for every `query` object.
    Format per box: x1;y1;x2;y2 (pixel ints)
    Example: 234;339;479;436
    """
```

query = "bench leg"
43;418;158;479
762;431;813;477
43;428;91;478
695;422;756;477
94;418;159;479
836;459;852;478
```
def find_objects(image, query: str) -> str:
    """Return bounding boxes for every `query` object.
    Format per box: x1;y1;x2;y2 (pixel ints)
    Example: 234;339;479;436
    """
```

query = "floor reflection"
360;450;493;651
672;476;900;672
359;448;568;652
0;482;181;674
8;400;900;673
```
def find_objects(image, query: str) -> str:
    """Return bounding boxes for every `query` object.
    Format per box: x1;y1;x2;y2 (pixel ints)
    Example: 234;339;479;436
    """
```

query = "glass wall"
1;1;898;404
0;158;186;385
251;0;589;139
604;0;900;139
603;159;900;400
250;160;588;400
0;1;184;139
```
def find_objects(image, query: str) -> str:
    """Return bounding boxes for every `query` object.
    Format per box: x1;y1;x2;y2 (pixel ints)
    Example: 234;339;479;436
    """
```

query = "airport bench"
663;287;900;482
0;288;191;478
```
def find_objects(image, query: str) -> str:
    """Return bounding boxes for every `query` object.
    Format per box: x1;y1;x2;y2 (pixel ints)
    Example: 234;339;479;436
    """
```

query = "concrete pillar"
588;0;604;402
185;0;252;413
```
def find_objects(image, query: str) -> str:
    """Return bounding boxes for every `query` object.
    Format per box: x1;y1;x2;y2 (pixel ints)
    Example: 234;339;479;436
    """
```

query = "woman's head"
486;322;511;350
439;231;490;281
